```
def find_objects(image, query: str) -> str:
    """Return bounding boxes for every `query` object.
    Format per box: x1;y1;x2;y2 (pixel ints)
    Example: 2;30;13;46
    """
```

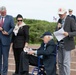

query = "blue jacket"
37;39;56;75
0;15;15;45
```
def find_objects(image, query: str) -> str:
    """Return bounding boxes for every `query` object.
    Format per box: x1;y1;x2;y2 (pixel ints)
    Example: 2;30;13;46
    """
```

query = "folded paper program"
53;28;66;41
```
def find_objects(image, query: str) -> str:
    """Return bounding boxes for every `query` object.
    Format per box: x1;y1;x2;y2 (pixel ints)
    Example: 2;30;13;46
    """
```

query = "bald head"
0;6;7;16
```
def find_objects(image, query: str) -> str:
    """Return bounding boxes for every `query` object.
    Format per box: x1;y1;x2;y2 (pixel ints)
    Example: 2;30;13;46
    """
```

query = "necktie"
0;17;4;27
1;17;4;27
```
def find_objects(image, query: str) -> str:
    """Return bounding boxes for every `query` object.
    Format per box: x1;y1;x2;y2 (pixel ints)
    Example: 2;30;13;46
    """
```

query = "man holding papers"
55;8;76;75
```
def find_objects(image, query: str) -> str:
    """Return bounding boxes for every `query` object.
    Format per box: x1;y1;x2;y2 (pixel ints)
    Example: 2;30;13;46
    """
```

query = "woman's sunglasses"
17;20;23;22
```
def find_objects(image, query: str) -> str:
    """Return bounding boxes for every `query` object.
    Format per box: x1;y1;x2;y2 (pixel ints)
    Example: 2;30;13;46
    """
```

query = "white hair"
49;35;53;39
45;35;53;39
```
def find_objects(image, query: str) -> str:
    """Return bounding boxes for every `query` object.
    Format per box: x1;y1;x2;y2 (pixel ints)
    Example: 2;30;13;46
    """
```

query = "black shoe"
21;71;29;75
29;73;34;75
12;73;19;75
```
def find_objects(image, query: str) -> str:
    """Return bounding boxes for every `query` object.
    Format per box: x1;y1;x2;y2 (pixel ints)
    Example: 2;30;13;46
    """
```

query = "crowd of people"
0;6;76;75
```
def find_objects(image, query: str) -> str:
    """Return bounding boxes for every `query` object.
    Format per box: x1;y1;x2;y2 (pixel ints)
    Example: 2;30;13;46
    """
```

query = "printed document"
53;28;66;41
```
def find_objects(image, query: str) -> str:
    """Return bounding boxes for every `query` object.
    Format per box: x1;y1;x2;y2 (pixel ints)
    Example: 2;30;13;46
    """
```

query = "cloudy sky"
0;0;76;22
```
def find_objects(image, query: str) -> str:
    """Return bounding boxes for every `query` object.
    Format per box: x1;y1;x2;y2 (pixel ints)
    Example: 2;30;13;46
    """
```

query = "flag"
53;16;57;21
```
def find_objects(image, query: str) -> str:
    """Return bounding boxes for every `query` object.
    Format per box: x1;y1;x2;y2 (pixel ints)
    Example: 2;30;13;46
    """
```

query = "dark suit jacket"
37;40;56;75
0;15;15;45
67;15;76;22
12;25;29;48
56;17;76;50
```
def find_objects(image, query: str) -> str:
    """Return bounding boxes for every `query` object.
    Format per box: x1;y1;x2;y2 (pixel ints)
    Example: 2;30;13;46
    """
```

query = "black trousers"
19;51;43;73
13;48;23;74
19;51;56;75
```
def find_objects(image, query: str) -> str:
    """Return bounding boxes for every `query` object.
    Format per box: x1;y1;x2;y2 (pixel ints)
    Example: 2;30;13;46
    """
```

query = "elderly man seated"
19;32;56;75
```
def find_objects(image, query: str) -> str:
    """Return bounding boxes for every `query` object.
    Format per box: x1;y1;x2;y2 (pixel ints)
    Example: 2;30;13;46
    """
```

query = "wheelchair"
31;56;46;75
31;43;59;75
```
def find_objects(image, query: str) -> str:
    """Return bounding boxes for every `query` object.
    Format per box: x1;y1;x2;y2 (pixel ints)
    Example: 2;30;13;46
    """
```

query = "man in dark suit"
19;32;56;75
67;9;76;22
56;8;76;75
0;6;14;75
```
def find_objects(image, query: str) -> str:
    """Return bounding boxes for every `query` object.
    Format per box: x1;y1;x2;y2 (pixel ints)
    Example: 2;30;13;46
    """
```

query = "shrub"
14;18;76;44
24;19;57;43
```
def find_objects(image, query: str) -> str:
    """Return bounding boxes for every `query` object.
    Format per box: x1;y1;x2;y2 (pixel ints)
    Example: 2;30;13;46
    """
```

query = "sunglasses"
17;20;23;22
69;11;72;12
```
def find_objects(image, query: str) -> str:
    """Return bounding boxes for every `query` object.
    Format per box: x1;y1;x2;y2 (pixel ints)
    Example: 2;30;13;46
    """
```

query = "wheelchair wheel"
37;69;46;75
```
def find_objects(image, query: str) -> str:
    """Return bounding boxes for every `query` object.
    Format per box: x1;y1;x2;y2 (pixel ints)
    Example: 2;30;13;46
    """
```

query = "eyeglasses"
17;20;23;22
69;11;72;12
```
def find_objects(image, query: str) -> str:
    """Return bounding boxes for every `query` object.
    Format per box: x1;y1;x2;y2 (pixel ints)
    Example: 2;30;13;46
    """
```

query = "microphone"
58;19;62;29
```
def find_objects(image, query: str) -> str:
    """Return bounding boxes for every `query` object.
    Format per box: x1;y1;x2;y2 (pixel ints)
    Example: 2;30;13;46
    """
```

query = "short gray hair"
0;6;6;11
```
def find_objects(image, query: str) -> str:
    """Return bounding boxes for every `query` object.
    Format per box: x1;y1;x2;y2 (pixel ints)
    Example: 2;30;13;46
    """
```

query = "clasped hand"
0;27;8;35
2;31;8;35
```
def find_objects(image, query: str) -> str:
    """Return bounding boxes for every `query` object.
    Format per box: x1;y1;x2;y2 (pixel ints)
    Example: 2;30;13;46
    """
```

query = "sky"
0;0;76;22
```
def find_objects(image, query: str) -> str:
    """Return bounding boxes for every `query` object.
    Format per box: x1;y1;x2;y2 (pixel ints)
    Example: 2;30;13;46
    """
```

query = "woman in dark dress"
11;14;29;75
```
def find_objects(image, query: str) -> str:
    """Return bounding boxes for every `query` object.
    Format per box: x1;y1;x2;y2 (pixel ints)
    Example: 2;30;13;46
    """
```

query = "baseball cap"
40;32;52;38
58;8;66;14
